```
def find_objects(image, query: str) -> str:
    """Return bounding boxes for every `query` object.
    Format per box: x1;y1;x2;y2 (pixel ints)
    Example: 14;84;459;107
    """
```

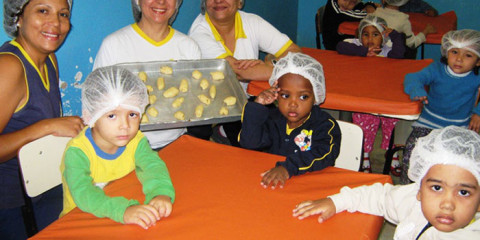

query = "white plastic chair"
18;135;71;197
334;120;363;171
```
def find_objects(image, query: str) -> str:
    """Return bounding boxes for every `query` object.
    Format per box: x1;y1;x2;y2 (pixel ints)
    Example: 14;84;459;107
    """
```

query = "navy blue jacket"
240;102;341;177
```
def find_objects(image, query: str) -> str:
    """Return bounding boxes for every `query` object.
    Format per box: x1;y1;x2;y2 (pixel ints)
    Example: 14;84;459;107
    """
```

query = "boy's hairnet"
201;0;243;15
441;29;480;58
131;0;183;25
358;15;389;45
408;126;480;184
82;66;148;127
4;0;73;38
269;52;326;105
384;0;409;7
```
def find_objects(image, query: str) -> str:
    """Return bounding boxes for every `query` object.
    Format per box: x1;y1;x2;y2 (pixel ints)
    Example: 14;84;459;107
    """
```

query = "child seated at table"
402;29;480;184
239;52;341;189
293;126;480;239
322;0;378;50
337;15;405;174
372;0;436;50
399;0;438;17
60;66;175;229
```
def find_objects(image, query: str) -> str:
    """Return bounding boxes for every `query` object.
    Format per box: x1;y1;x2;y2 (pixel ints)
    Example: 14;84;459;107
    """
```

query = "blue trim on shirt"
85;128;126;160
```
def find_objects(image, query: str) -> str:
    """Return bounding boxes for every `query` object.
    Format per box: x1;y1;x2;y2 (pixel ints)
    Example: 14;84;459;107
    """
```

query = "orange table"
31;135;392;240
248;48;432;119
338;11;457;45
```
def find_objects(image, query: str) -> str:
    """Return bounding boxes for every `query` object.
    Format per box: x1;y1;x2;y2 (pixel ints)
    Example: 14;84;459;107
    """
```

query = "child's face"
447;48;480;74
416;164;480;232
91;107;141;154
277;73;315;129
361;26;383;50
337;0;358;11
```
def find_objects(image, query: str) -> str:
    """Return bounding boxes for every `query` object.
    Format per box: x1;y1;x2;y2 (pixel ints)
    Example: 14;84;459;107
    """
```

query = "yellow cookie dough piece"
147;107;158;117
160;66;173;75
138;71;147;82
197;94;211;105
179;79;189;93
199;79;209;90
146;85;153;93
209;85;216;99
192;70;202;80
174;111;185;120
219;106;228;116
163;87;179;98
172;97;184;108
210;71;224;81
141;114;149;123
195;104;204;118
223;96;237;106
157;77;165;90
149;95;157;104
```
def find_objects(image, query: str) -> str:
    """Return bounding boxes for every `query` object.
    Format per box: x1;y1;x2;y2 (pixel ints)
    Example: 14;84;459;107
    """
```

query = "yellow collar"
286;112;312;135
205;12;247;56
132;23;174;47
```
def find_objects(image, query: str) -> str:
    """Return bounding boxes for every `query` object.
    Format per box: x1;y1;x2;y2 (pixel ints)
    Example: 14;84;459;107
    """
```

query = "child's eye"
451;50;458;54
430;185;442;192
38;9;48;14
300;95;310;100
465;53;474;58
280;93;289;99
458;189;471;197
129;112;139;118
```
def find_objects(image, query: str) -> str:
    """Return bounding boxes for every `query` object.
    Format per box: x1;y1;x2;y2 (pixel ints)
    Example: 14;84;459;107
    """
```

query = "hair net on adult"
3;0;73;38
441;29;480;58
408;126;480;184
131;0;183;25
82;66;148;127
384;0;409;7
358;15;389;45
201;0;244;15
269;52;326;105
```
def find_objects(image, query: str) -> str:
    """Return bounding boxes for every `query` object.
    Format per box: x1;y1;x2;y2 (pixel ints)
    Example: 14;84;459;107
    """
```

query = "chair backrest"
334;120;363;171
18;135;71;197
315;5;326;49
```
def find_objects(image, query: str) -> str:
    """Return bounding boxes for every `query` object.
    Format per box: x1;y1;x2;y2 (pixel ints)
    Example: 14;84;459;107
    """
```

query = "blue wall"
0;0;297;116
296;0;480;60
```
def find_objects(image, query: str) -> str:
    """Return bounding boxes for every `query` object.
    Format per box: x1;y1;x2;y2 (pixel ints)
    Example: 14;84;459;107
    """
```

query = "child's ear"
475;58;480;67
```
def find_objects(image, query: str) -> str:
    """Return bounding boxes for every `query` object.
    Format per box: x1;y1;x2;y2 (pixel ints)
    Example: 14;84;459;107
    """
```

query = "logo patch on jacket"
294;129;312;151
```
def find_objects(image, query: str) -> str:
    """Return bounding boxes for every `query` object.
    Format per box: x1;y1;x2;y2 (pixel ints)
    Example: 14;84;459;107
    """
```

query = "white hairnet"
408;126;480;184
131;0;183;25
384;0;409;7
3;0;73;38
269;52;326;105
82;66;148;127
441;29;480;58
201;0;244;15
358;15;389;45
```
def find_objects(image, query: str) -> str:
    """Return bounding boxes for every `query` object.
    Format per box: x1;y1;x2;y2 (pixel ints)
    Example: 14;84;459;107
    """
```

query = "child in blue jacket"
239;52;341;189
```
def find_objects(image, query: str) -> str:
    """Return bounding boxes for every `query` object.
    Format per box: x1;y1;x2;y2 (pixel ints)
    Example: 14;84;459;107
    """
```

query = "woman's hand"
42;116;84;137
255;82;279;105
234;59;263;70
469;114;480;133
292;198;336;223
148;195;172;219
260;166;289;189
124;205;160;229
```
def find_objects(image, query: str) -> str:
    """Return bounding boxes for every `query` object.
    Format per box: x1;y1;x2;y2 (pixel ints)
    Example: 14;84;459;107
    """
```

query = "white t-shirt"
188;11;293;91
94;24;201;148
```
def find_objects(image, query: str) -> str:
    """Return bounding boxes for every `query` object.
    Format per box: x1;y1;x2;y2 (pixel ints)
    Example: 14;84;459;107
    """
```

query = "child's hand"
234;59;263;70
469;114;480;133
422;24;436;35
413;96;428;104
148;195;173;219
124;204;160;229
255;82;279;105
260;166;289;189
292;198;336;223
367;47;381;57
382;27;393;38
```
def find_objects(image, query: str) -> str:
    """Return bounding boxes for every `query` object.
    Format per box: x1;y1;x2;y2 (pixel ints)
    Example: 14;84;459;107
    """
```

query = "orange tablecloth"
31;135;392;240
338;11;457;44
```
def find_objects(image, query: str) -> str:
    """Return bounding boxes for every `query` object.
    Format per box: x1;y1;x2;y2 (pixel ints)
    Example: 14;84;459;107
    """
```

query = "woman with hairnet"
293;126;480;239
188;0;302;146
93;0;206;149
0;0;84;239
403;29;480;184
239;52;341;190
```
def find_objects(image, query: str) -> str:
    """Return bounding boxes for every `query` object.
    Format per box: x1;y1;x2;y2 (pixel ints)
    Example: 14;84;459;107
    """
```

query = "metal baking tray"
115;59;247;131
